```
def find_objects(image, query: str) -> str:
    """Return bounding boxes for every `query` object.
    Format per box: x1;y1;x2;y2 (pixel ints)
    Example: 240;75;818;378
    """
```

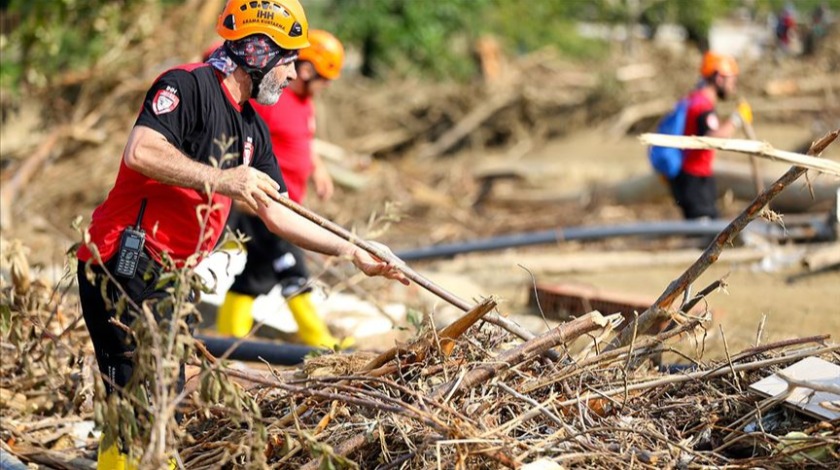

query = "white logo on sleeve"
706;113;720;131
152;86;180;115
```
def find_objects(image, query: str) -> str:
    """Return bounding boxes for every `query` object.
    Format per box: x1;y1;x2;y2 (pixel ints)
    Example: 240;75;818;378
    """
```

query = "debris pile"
1;240;838;468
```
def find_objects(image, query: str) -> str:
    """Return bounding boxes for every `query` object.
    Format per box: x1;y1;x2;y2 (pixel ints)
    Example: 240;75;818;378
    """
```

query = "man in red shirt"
670;52;752;219
215;30;353;349
77;3;406;466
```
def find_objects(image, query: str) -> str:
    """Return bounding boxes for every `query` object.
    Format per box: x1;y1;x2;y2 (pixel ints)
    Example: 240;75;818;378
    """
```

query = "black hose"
394;219;781;261
195;335;316;365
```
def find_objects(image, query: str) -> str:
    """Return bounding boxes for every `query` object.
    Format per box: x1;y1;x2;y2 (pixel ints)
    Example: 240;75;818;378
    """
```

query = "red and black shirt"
681;89;719;177
77;64;285;266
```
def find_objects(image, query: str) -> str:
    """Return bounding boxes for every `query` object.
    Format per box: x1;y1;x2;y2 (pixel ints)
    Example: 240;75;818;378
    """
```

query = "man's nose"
286;63;297;81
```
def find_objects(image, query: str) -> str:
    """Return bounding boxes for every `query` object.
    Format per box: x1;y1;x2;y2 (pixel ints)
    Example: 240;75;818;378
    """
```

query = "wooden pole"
272;196;554;355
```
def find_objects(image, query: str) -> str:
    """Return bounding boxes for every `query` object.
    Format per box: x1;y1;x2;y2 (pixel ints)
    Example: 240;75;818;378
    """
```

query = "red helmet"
700;52;739;78
298;30;345;80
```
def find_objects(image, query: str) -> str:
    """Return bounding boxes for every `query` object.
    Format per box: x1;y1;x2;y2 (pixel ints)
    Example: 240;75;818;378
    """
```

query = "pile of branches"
1;253;837;469
0;238;97;466
179;298;838;469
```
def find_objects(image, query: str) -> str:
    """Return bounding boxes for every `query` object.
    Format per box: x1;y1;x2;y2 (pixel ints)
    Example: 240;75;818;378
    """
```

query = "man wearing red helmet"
215;30;353;349
76;2;406;466
670;52;753;220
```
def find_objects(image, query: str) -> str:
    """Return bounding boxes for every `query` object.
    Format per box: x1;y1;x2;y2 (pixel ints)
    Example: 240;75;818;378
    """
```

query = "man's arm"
256;199;408;284
310;151;334;201
124;125;282;210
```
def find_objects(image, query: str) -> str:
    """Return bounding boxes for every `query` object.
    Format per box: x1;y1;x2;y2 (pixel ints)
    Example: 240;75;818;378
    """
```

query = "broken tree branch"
431;311;618;400
639;133;840;177
612;129;839;349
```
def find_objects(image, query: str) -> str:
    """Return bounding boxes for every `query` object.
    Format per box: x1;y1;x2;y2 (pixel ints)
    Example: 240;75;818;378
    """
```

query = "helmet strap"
224;42;285;98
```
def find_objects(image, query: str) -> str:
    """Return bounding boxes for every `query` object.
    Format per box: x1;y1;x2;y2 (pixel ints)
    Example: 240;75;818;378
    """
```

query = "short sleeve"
695;111;719;136
135;70;199;150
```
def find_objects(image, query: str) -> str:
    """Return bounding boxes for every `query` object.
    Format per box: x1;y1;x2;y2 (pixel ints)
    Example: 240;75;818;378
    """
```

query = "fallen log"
418;90;519;159
479;160;838;213
605;98;672;138
764;73;840;97
802;242;840;271
448;247;767;275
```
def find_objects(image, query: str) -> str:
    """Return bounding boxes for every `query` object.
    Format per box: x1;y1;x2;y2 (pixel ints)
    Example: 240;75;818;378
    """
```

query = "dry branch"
431;311;617;400
273;195;559;357
417;90;519;159
613;130;839;349
639;133;840;177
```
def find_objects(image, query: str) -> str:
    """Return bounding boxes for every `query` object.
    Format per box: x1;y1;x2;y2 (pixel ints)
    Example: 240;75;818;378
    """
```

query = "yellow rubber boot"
98;440;133;470
98;439;176;469
288;292;353;349
216;291;255;338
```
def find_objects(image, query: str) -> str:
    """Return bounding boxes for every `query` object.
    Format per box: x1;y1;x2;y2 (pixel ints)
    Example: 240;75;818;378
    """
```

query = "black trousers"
669;172;719;220
77;252;189;399
227;211;311;298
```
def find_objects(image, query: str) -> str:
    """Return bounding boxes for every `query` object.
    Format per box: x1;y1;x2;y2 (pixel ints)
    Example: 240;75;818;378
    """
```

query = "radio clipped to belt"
115;199;147;278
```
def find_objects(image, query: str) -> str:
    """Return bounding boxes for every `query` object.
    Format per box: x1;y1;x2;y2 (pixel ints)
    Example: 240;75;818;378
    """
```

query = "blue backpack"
648;99;688;179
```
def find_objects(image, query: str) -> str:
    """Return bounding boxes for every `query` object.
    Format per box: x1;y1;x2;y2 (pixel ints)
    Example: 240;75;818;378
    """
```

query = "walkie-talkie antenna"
135;199;148;230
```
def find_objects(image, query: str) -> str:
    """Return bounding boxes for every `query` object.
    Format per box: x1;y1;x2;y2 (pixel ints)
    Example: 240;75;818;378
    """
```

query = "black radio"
114;199;147;278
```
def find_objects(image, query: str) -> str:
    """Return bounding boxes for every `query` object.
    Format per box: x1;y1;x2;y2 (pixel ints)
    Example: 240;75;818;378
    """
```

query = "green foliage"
481;0;606;59
6;0;835;88
0;0;163;93
635;0;738;50
311;0;607;80
316;0;491;80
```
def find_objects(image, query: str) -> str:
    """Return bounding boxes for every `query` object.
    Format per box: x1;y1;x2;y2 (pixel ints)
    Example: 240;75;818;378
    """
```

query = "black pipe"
395;219;782;261
195;335;315;365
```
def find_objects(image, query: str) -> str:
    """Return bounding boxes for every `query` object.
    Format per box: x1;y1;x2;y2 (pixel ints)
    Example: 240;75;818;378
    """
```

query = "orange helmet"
700;52;739;78
216;0;310;50
298;29;345;80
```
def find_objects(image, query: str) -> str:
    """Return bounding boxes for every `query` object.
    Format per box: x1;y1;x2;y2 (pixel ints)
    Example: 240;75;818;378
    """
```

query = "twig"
431;311;616;400
719;325;743;393
300;432;371;470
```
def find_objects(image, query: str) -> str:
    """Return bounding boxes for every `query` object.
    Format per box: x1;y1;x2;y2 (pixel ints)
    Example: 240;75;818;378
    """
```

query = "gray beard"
254;73;289;105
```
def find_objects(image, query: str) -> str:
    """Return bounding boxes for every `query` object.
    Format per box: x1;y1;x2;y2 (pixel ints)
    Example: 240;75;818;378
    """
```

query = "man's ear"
297;61;315;81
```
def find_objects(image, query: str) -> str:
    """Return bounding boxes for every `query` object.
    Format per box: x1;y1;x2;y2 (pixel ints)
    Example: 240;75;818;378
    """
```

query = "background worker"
76;1;407;466
215;30;353;349
669;51;753;220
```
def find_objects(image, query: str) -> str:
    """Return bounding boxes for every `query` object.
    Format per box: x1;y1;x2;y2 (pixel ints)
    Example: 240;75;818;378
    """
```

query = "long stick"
273;196;552;352
612;130;839;349
639;133;840;176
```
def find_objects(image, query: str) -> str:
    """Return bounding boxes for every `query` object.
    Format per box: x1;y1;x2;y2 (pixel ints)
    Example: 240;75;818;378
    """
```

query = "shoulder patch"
152;87;180;115
706;113;719;131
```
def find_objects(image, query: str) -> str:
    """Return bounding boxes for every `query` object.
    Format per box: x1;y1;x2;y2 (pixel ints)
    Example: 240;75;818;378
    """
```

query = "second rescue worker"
669;52;753;220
